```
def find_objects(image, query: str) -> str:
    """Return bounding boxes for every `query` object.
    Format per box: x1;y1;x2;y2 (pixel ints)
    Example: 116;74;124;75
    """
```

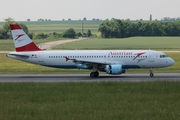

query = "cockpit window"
160;55;168;58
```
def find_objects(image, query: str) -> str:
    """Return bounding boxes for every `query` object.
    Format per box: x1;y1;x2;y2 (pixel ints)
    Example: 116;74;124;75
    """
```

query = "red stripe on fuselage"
16;42;42;52
10;24;22;30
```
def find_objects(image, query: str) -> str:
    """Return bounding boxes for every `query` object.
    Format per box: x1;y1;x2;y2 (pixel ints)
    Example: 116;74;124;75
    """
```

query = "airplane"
7;24;175;77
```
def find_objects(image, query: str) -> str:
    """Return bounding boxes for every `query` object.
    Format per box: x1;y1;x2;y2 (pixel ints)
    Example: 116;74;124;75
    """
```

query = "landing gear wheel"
150;73;154;77
90;72;95;78
149;68;154;77
90;71;99;78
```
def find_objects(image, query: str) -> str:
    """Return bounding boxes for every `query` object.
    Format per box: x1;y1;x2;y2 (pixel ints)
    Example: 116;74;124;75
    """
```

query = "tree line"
1;18;180;39
98;19;180;38
161;17;180;21
0;18;92;39
0;18;33;39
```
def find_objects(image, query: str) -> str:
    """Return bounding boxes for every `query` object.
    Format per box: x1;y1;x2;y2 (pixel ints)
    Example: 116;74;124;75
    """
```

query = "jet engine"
105;64;125;75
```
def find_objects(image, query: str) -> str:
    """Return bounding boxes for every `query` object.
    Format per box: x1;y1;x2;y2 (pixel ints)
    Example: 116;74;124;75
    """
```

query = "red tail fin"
10;24;42;52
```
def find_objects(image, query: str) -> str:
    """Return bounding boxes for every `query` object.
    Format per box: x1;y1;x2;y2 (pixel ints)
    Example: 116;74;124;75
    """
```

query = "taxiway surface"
0;73;179;82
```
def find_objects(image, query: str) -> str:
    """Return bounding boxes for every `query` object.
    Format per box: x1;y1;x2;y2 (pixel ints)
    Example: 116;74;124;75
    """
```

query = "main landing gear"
150;68;154;77
90;67;99;78
90;71;99;77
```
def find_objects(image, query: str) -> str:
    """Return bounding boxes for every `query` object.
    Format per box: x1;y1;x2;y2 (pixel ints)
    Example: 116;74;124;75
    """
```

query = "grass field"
1;37;180;51
0;82;180;120
53;37;180;50
0;39;67;51
0;37;180;51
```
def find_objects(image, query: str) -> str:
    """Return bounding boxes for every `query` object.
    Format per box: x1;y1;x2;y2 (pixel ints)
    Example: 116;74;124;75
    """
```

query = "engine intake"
105;64;125;75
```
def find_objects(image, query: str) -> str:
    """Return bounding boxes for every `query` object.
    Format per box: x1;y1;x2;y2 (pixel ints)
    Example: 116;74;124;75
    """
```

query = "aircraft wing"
65;57;117;67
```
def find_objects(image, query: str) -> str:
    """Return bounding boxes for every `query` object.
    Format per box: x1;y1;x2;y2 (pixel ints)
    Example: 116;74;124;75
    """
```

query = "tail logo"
15;34;25;40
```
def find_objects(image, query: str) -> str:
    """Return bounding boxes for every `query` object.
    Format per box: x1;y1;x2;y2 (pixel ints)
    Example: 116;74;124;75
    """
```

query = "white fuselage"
7;50;175;69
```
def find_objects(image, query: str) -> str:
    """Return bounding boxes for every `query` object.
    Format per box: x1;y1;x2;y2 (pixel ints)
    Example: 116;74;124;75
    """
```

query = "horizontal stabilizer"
7;53;29;59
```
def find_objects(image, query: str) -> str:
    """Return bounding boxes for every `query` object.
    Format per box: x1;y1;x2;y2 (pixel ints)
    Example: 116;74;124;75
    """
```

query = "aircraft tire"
90;72;99;77
150;73;154;77
90;72;95;77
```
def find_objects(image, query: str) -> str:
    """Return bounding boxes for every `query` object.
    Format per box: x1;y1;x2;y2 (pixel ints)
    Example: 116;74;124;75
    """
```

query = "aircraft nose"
169;58;175;66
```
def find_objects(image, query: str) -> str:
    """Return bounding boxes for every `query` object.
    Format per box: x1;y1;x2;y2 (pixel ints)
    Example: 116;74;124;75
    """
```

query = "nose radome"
169;58;175;66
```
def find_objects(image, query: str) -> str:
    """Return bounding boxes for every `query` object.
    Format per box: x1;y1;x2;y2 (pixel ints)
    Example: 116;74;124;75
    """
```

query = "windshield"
160;55;168;58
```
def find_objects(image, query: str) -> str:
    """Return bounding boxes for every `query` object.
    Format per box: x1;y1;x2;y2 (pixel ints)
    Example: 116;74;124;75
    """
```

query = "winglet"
10;24;42;52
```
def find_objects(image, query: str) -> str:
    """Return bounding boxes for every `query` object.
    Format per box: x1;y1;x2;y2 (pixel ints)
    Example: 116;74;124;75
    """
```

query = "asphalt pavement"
0;73;179;82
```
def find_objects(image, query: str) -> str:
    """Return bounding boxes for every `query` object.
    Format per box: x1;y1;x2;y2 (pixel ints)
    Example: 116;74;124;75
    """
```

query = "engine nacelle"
105;64;125;75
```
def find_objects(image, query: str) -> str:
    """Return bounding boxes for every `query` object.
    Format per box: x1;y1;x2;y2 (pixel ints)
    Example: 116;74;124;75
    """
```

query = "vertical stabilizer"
10;24;42;52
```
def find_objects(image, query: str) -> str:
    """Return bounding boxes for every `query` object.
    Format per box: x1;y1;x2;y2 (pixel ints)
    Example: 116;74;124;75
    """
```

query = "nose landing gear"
150;68;154;77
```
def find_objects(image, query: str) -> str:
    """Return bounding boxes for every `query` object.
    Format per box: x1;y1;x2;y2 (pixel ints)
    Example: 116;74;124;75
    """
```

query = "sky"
0;0;180;21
